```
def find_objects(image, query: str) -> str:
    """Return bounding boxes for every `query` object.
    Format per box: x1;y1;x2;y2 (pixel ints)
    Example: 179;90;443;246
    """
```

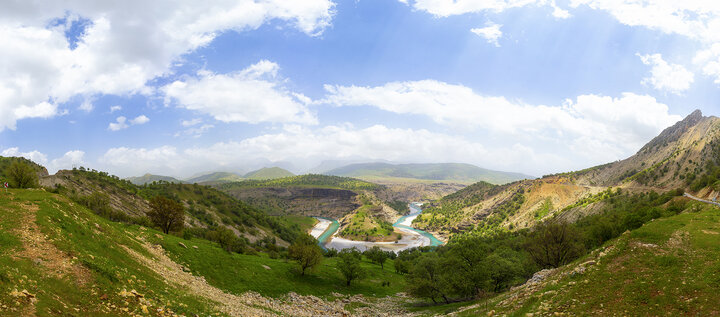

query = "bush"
525;221;584;268
6;161;38;188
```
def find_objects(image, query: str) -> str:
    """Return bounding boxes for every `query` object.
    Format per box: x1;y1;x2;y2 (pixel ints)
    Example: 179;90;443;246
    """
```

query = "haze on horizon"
1;0;719;178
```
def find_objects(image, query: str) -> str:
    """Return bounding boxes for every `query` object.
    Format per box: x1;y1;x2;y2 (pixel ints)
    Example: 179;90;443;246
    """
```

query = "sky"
0;0;719;178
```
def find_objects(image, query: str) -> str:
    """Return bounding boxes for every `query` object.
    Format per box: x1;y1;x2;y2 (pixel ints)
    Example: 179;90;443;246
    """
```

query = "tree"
7;160;38;188
147;196;185;234
406;253;452;304
288;234;323;276
363;246;389;269
525;221;584;268
444;236;490;297
336;248;365;286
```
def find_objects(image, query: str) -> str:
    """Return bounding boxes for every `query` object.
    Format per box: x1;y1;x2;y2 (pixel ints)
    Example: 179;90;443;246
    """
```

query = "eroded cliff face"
224;186;362;219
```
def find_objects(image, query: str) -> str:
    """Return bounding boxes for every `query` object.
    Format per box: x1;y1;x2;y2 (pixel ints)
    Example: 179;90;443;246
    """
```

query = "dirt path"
683;193;720;207
14;202;92;285
11;201;93;316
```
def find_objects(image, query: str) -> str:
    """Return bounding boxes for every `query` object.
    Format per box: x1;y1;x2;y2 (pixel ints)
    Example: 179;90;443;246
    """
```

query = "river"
308;203;444;252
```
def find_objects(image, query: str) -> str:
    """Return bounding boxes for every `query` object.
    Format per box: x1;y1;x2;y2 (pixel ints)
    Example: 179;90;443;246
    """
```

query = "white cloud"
49;150;85;173
638;53;694;95
100;124;570;177
550;0;571;18
130;115;150;125
694;43;720;84
108;116;129;131
323;80;681;162
163;60;317;125
401;0;545;17
0;148;84;174
110;105;122;113
109;115;149;131
471;23;503;46
0;0;335;131
1;148;49;167
570;0;720;83
182;118;203;127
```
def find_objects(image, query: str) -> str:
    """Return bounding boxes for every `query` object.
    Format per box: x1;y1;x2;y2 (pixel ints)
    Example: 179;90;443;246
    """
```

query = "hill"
40;168;301;246
459;198;720;316
0;189;412;316
0;156;48;183
415;110;720;240
243;167;295;180
186;171;244;184
126;173;184;185
325;162;533;185
215;175;383;219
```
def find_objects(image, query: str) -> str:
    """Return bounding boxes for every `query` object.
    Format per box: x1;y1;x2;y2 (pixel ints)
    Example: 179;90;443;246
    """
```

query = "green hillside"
243;167;295;180
459;200;720;316
0;156;48;183
325;162;533;185
185;172;244;184
126;173;185;185
0;189;409;316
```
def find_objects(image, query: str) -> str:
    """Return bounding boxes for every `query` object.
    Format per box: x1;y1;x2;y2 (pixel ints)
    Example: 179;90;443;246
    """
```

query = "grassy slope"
151;233;406;298
0;189;406;316
458;201;720;316
0;189;213;316
282;215;319;234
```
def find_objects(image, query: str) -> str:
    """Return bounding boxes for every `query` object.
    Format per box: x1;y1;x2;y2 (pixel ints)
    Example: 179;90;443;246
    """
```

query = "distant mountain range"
127;167;296;185
243;167;295;180
324;162;534;185
125;173;185;185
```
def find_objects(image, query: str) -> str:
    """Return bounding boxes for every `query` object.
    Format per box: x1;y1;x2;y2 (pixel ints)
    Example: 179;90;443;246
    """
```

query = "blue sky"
0;0;718;178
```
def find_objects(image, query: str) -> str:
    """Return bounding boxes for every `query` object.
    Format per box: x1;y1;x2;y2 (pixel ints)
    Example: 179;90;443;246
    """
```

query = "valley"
2;111;720;316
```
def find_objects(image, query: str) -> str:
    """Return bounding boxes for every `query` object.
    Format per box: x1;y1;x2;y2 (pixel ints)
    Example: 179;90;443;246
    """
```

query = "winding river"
309;203;444;252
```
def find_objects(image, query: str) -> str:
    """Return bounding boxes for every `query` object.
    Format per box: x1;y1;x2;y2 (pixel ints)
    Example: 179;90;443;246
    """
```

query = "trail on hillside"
10;201;93;316
122;236;400;317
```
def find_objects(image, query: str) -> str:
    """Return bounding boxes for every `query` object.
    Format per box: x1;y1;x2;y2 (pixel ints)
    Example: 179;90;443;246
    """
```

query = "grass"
459;202;720;316
339;205;399;241
150;232;407;298
0;188;409;315
0;189;214;316
282;215;318;234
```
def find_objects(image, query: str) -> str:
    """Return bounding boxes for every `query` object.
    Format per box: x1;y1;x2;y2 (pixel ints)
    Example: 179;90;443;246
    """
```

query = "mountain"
416;110;720;239
185;171;244;184
126;173;184;185
325;162;533;185
243;167;295;180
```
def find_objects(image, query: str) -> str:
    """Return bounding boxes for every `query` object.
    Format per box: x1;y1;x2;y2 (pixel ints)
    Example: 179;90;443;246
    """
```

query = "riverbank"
307;203;444;252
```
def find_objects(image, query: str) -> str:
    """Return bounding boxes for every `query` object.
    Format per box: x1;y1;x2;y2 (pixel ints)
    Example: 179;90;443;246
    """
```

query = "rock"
21;290;35;298
141;305;149;314
178;242;187;248
130;290;144;298
262;265;271;270
192;245;198;249
487;310;495;316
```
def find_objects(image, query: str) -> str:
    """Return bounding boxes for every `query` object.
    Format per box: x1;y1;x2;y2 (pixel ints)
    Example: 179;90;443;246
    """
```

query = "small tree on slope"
288;234;323;276
147;196;184;234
